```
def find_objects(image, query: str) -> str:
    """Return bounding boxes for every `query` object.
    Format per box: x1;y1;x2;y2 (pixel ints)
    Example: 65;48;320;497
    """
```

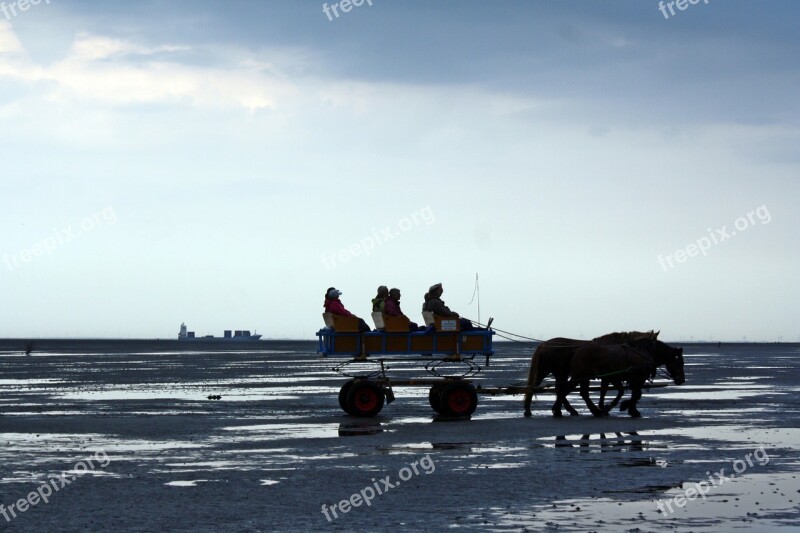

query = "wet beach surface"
1;340;798;531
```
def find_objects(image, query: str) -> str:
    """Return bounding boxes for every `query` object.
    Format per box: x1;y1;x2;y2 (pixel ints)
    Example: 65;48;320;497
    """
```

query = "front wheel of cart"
439;381;478;417
345;380;386;417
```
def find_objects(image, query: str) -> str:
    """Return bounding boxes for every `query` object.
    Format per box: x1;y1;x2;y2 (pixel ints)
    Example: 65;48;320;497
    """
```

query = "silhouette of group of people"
323;283;478;332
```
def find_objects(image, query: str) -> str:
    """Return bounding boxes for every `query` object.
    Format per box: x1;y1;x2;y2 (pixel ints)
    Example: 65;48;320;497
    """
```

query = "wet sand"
1;340;798;531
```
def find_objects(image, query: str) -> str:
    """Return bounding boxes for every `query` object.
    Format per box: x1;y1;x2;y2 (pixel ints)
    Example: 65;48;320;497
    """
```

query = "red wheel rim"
446;389;473;414
354;389;379;412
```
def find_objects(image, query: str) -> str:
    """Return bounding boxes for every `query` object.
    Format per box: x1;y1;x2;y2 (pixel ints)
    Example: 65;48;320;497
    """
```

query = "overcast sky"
2;1;798;341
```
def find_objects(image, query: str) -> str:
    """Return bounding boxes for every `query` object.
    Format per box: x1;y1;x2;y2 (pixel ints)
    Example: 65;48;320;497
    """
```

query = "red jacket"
324;298;353;317
384;297;402;316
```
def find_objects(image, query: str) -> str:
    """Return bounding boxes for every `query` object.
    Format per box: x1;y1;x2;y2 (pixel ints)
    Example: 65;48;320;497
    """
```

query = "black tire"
346;380;385;417
339;380;356;414
439;381;478;417
428;383;446;413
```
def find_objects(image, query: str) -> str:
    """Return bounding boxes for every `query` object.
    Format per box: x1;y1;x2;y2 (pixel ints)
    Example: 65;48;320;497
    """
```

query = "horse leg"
599;379;608;413
560;380;581;416
553;372;579;416
553;380;578;417
523;349;541;417
523;394;533;418
579;379;603;417
599;378;621;414
625;385;643;418
562;394;580;416
605;380;625;413
523;380;534;418
551;383;566;417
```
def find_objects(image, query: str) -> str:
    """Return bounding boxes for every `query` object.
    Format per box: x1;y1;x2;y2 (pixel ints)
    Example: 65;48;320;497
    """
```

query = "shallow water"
0;340;798;531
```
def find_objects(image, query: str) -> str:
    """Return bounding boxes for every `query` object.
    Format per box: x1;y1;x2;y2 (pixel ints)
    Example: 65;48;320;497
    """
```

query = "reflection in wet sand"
338;421;383;437
548;432;650;453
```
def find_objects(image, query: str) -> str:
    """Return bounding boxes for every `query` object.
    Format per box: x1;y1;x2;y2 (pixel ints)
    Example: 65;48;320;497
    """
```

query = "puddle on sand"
650;390;779;401
222;423;341;440
646;426;800;449
475;472;800;531
466;462;527;470
0;379;67;386
164;480;209;487
470;446;528;453
377;442;481;454
389;416;436;424
668;384;773;390
59;389;300;402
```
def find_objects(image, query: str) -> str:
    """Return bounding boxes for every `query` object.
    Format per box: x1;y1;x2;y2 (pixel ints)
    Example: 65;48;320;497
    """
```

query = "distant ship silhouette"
178;323;262;341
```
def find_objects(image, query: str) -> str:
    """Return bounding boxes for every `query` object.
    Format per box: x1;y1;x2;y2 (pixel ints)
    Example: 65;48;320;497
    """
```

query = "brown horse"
522;330;659;417
564;338;685;417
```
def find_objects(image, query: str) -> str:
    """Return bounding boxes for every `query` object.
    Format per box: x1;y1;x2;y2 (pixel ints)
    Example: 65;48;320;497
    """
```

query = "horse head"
652;341;685;385
665;345;685;385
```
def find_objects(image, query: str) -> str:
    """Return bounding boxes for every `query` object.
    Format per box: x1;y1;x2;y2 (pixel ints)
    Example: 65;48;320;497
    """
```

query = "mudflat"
1;340;798;531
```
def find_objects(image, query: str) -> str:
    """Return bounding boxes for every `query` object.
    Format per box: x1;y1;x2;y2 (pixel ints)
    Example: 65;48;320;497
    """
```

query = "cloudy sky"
1;1;798;341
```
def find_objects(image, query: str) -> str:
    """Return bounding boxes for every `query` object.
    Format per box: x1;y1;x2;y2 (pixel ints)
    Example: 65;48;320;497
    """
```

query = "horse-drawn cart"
317;316;683;418
317;312;497;417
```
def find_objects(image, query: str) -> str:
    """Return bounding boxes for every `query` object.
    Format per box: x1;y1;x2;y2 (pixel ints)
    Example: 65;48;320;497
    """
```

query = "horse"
564;338;685;417
522;330;659;417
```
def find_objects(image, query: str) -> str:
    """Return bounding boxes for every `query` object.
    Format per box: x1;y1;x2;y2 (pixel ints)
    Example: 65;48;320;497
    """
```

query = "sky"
1;0;798;341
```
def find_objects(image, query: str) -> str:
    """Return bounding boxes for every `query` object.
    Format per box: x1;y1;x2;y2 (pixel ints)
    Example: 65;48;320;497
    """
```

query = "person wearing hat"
371;285;389;313
422;283;475;331
384;288;422;331
324;287;370;332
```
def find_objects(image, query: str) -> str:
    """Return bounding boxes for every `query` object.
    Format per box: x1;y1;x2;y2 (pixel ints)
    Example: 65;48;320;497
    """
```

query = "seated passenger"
384;288;422;331
324;287;370;332
422;283;475;331
371;285;389;313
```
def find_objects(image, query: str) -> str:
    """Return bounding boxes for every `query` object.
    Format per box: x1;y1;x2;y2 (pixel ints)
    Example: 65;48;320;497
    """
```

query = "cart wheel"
346;380;385;417
338;379;356;414
428;383;445;413
439;381;478;417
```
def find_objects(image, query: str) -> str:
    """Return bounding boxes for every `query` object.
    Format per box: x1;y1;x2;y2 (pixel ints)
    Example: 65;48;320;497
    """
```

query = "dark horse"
564;338;685;417
523;330;659;417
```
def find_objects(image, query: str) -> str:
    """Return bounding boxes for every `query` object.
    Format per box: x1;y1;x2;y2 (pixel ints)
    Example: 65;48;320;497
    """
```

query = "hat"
327;288;342;298
429;283;442;292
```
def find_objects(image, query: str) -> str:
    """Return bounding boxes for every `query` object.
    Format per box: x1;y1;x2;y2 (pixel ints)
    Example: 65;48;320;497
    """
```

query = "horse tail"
527;346;544;388
523;345;545;415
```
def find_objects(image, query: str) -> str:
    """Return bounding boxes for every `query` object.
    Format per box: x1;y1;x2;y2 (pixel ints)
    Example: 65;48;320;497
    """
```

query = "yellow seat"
322;312;360;333
382;314;410;333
